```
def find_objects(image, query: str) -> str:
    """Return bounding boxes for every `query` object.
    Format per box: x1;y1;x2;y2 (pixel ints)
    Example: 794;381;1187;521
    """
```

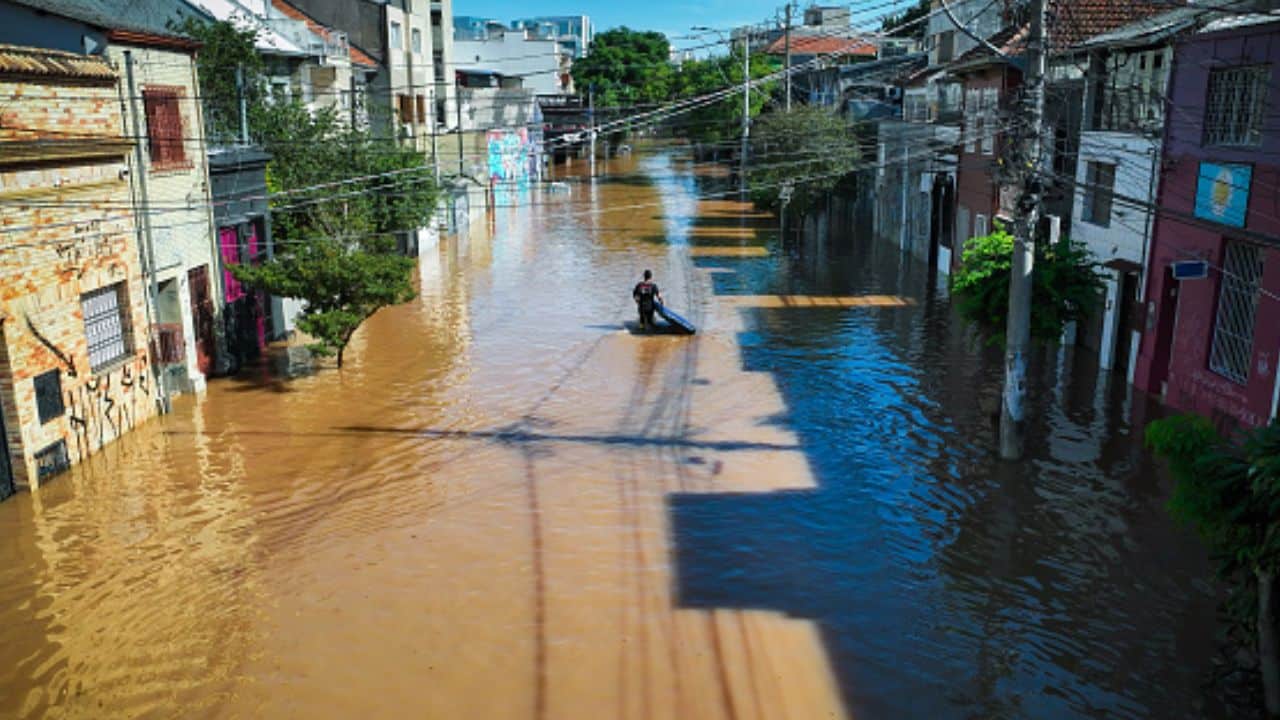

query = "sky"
454;0;917;52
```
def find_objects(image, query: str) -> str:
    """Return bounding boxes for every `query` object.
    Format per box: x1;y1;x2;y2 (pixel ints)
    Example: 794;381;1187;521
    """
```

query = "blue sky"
457;0;912;52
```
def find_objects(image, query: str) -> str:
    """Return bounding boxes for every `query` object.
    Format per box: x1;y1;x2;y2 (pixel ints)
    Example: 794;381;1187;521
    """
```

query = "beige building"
0;45;160;493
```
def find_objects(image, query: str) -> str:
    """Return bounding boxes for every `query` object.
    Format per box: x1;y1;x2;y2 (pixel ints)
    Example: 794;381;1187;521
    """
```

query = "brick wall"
0;73;159;489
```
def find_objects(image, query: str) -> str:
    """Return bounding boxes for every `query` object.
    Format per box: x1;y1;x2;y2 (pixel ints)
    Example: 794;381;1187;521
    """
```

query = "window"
936;30;955;63
981;87;998;155
964;88;980;152
398;94;414;124
974;213;988;238
412;28;422;54
415;94;427;124
81;283;131;372
1204;65;1269;147
34;441;69;480
34;370;63;424
390;21;403;50
142;87;185;169
1082;161;1115;227
1093;48;1169;131
1209;240;1264;384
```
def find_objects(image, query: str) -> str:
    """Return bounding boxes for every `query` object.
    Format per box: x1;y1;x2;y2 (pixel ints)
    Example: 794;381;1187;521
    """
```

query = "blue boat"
656;301;696;334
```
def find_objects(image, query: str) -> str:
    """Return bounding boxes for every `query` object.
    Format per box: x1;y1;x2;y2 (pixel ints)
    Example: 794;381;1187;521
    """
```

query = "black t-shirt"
633;281;658;309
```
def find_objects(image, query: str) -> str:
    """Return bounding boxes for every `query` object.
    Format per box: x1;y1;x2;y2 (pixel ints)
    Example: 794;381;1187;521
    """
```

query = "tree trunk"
1259;567;1280;717
337;346;345;369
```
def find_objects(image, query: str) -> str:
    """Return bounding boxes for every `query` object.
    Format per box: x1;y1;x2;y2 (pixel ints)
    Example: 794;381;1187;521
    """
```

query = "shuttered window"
398;95;414;124
142;87;186;169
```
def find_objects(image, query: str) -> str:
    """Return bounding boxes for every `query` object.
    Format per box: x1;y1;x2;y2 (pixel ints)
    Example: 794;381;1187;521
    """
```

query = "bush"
950;223;1105;346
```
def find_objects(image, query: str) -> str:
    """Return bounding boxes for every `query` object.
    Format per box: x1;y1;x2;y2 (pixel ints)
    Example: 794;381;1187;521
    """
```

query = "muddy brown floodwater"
0;149;1232;719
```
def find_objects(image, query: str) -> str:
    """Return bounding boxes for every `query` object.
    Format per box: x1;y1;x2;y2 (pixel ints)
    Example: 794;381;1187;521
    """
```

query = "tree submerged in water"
748;106;860;220
1145;416;1280;716
950;224;1104;346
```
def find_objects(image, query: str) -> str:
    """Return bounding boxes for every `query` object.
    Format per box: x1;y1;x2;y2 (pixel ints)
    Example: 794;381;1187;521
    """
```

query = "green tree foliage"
235;102;437;367
881;0;931;38
1146;416;1280;714
950;225;1105;346
172;17;264;142
747;106;859;217
670;50;778;148
181;18;438;369
571;28;674;108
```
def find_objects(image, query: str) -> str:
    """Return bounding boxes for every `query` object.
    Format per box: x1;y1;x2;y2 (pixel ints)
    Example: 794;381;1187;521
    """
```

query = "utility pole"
429;86;440;184
123;50;170;414
455;75;464;176
588;84;597;178
740;26;750;197
783;3;793;111
999;0;1046;460
235;64;249;145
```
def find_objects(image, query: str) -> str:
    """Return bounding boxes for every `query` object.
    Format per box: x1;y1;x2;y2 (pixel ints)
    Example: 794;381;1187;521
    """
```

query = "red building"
1134;16;1280;429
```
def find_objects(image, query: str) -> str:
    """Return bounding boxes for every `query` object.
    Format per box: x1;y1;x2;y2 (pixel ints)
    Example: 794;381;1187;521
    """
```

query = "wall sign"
1194;162;1252;228
1172;260;1209;280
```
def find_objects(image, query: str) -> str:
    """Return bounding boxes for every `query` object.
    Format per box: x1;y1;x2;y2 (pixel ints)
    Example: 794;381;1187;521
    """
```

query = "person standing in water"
632;270;663;331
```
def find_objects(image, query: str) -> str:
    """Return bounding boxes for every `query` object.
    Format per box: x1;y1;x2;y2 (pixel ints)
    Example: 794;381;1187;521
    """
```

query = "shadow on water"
667;199;1233;718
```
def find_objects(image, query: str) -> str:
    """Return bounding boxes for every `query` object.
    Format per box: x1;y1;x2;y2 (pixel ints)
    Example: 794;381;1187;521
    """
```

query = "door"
188;265;216;376
1113;271;1140;374
1147;267;1181;395
244;223;266;354
0;401;14;501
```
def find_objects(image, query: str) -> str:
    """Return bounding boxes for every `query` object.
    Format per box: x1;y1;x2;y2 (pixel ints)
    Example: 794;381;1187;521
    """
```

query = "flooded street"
0;149;1224;718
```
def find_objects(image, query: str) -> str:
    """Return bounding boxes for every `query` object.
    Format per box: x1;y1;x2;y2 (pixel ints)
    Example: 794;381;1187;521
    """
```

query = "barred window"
981;87;998;155
34;370;63;424
81;283;132;372
1209;240;1264;384
1204;65;1269;147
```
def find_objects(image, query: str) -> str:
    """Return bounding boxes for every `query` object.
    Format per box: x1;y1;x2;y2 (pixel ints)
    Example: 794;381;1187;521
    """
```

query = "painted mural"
487;129;539;186
1194;162;1252;228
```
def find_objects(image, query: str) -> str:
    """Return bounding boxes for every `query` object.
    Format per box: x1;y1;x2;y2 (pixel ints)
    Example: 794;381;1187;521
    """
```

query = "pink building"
1134;15;1280;429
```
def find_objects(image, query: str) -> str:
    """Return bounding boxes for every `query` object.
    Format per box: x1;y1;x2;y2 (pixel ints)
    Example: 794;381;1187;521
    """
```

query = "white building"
510;15;591;59
454;23;568;95
1070;8;1200;378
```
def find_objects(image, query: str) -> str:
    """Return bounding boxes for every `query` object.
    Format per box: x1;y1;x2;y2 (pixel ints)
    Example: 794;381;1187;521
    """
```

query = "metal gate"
0;403;14;501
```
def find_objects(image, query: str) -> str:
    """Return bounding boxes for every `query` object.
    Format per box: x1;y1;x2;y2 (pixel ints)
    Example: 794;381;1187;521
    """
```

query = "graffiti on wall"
487;129;538;186
63;355;155;464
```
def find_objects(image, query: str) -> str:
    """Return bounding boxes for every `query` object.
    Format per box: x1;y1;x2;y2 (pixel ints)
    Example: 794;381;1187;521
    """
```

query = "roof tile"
0;44;115;81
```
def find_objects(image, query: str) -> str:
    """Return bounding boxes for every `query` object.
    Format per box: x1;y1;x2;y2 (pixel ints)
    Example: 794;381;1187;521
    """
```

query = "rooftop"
764;34;877;58
0;42;115;80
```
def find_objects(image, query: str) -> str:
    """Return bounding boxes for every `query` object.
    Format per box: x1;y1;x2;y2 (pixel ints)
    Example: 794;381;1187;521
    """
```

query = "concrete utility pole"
999;0;1046;459
123;50;170;414
235;64;249;144
741;27;750;197
588;84;597;178
429;87;440;184
783;4;793;111
455;76;464;176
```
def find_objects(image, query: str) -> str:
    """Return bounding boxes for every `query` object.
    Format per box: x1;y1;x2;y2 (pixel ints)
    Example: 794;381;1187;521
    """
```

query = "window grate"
81;283;131;373
1204;65;1269;147
1209;240;1264;384
34;440;69;481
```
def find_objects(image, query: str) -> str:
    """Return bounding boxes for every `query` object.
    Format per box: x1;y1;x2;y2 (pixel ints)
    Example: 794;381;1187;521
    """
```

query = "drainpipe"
123;50;170;414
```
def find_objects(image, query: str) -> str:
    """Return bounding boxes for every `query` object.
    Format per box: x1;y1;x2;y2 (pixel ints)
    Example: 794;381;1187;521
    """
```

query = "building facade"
0;45;161;493
453;21;569;95
1134;16;1280;429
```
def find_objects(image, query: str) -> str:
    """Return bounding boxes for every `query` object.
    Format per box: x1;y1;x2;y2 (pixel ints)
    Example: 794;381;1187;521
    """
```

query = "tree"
234;102;438;368
171;17;264;142
747;106;860;218
1146;416;1280;716
571;27;674;108
881;0;930;39
950;224;1104;346
670;50;778;152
